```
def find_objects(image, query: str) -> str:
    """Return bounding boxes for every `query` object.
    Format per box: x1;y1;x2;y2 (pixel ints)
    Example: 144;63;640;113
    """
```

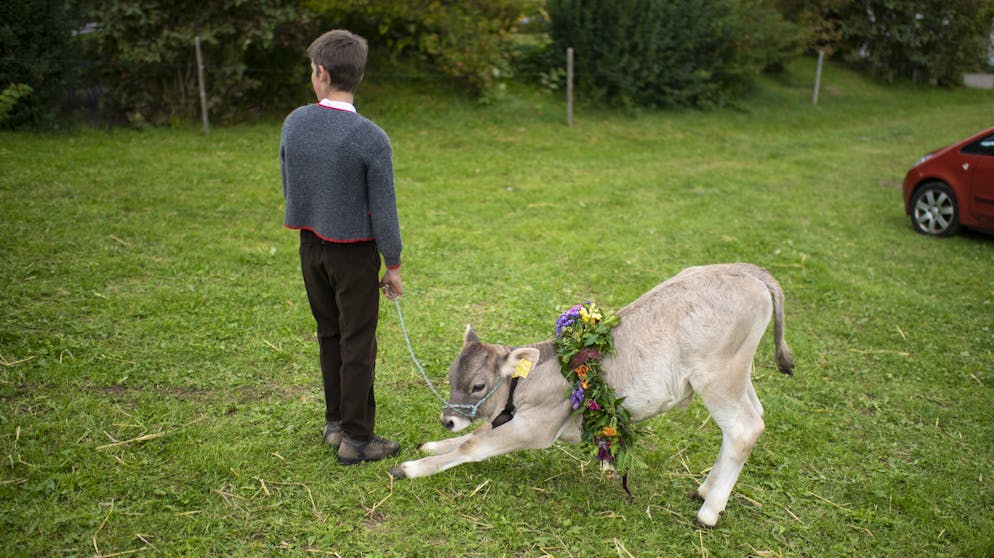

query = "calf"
389;263;794;527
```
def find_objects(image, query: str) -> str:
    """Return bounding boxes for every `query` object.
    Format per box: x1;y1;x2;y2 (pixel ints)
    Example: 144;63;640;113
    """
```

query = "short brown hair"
307;30;368;93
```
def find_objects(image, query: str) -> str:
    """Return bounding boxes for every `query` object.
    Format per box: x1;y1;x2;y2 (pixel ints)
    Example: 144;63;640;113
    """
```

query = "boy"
280;29;403;465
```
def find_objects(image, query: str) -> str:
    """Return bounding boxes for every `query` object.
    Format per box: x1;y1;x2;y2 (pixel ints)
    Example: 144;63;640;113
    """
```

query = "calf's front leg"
418;423;492;456
389;415;561;479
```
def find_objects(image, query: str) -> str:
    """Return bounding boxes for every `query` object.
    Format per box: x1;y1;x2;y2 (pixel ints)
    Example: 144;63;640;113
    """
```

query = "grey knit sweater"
280;104;402;269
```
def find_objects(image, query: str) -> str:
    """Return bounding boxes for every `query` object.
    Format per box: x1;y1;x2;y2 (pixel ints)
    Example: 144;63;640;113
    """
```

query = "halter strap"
490;377;520;428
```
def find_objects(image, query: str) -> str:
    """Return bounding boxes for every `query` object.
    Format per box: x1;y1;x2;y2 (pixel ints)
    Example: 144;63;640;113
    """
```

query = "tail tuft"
744;264;794;378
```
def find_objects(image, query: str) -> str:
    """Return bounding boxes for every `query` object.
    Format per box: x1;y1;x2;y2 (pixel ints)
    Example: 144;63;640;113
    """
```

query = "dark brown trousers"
299;230;380;441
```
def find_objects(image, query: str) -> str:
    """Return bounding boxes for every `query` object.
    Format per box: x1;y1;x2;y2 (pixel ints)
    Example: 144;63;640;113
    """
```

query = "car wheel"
910;181;960;237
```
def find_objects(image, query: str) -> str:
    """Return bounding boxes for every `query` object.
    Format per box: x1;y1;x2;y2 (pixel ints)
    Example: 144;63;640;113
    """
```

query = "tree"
776;0;852;103
777;0;851;56
840;0;994;85
306;0;540;97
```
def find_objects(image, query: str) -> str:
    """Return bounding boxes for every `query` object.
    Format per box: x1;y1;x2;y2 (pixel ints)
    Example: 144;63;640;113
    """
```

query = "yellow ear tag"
512;359;533;379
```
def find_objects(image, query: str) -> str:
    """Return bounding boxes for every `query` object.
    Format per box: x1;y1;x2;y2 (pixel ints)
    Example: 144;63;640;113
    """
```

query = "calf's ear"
499;347;541;379
464;325;480;345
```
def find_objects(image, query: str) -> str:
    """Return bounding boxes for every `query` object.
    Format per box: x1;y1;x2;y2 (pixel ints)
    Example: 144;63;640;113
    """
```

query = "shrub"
0;84;34;125
0;0;85;128
776;0;851;56
839;0;994;85
307;0;540;98
83;0;313;126
545;0;795;108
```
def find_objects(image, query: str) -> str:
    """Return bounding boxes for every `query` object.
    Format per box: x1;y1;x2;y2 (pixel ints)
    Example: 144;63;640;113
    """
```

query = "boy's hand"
380;268;403;299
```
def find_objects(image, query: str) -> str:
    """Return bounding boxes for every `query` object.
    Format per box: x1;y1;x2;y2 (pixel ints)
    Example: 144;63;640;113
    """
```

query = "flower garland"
553;302;639;475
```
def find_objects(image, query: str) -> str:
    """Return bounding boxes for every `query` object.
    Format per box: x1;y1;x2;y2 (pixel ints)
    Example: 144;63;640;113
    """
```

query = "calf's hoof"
696;508;722;528
388;465;407;479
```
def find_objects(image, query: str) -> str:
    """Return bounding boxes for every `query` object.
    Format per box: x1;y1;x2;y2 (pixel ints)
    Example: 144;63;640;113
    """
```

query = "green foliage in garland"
554;302;643;475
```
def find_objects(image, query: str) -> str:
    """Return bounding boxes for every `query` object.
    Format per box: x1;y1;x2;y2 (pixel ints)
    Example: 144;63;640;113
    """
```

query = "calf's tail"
747;265;795;376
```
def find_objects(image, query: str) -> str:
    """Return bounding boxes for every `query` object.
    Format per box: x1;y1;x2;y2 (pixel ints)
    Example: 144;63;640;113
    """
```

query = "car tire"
910;181;960;237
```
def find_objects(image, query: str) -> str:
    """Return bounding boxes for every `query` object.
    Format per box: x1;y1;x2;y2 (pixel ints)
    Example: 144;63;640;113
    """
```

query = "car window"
960;133;994;156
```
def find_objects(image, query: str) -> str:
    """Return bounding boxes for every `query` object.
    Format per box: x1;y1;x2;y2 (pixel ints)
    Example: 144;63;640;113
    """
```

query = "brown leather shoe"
337;434;401;465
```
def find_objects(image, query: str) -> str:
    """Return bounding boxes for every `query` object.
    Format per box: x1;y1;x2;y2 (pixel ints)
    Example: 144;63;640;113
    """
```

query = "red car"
903;126;994;236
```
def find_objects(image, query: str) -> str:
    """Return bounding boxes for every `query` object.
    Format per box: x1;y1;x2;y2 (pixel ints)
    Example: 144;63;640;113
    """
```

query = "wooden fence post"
567;47;574;126
813;49;825;106
195;35;209;135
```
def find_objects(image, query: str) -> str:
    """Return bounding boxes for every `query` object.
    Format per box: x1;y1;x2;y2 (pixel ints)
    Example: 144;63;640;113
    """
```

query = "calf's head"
440;325;539;432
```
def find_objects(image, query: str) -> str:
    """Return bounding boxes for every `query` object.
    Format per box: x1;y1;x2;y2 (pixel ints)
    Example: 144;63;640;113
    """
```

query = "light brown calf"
390;263;794;527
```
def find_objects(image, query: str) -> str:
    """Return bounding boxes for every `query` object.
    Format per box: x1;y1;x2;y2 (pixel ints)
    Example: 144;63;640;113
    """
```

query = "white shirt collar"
318;98;356;113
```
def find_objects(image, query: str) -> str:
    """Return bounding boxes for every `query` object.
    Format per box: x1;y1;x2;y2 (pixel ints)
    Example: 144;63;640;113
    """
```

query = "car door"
960;133;994;224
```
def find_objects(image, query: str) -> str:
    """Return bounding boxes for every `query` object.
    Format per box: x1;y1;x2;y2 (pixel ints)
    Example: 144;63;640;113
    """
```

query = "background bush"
778;0;994;84
5;0;992;128
307;0;540;99
545;0;795;109
776;0;849;55
838;0;994;85
81;0;312;127
0;0;86;128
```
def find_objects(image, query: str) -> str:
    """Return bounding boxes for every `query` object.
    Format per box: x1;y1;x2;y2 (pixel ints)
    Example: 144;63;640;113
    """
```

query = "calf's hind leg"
693;390;765;527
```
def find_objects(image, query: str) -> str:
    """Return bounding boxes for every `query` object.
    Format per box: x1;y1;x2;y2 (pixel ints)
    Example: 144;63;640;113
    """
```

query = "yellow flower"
602;426;617;437
574;364;589;378
580;306;603;324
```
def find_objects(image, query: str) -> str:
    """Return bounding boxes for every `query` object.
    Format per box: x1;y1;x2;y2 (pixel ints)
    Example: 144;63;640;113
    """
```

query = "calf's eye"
471;383;486;393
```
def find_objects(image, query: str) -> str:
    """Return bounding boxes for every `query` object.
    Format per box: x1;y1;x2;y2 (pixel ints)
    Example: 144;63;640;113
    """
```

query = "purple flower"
570;385;585;409
587;399;601;411
570;346;603;369
555;305;583;337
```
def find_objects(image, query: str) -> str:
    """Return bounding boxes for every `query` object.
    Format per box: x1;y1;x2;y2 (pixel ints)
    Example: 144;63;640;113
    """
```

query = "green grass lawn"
2;57;993;556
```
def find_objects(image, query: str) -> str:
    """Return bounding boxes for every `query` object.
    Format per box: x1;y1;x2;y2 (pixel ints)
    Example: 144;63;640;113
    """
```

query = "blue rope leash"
385;287;503;419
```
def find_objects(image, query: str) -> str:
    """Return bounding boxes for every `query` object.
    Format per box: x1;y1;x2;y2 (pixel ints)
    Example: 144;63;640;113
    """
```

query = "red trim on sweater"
317;99;357;113
286;225;401;269
286;224;373;243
